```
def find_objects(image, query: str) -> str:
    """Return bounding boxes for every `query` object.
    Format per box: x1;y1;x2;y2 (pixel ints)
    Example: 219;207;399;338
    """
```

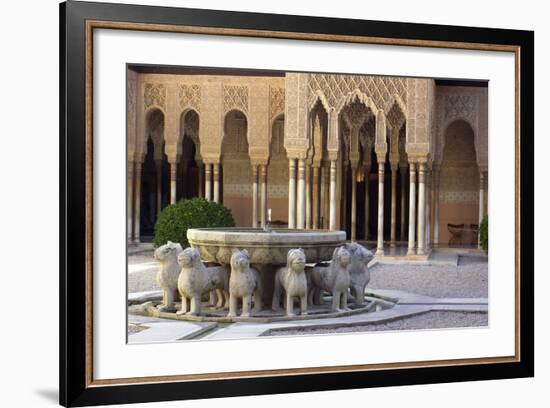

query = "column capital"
327;150;339;162
376;153;386;164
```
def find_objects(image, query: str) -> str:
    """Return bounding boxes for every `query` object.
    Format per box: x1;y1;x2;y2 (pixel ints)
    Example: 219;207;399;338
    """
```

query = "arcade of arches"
127;67;488;256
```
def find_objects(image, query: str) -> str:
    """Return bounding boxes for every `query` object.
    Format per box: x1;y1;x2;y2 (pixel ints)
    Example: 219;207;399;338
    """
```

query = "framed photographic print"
60;0;534;406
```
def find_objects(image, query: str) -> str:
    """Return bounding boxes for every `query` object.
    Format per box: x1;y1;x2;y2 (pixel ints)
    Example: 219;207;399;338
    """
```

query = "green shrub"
154;197;235;248
479;215;488;252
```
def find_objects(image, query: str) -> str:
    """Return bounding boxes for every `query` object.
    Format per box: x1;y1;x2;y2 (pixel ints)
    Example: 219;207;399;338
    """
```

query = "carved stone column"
375;160;385;255
399;164;407;241
155;160;163;215
312;166;320;229
350;165;358;241
288;159;296;228
127;161;134;242
417;162;426;255
320;164;327;228
170;161;178;204
305;164;312;229
133;160;143;244
364;163;371;240
390;163;398;247
296;159;306;229
433;165;441;246
407;162;417;255
329;160;337;231
425;166;431;249
251;165;259;227
213;163;220;203
204;163;212;201
260;164;268;228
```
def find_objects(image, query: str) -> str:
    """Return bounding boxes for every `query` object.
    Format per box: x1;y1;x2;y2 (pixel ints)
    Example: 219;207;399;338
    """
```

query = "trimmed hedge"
479;215;488;253
154;197;235;248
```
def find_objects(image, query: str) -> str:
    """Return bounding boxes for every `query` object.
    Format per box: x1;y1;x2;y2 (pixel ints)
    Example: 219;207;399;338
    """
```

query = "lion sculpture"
228;249;263;318
153;241;183;312
272;248;308;316
175;247;229;316
308;246;352;312
345;242;374;306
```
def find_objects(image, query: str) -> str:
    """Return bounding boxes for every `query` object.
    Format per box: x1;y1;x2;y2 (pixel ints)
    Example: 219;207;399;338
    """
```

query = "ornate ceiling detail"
308;74;407;113
144;83;166;109
178;84;201;112
269;86;285;120
223;85;249;114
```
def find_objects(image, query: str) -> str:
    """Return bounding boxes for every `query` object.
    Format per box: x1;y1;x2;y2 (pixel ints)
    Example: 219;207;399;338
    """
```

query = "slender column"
417;162;426;255
170;162;177;204
399;165;407;241
325;163;331;229
155;160;163;215
312;166;320;229
375;161;385;255
204;163;212;201
288;159;296;228
320;165;327;228
296;159;306;229
305;164;312;229
425;167;431;249
364;163;371;240
251;165;259;227
407;162;417;255
329;160;337;231
260;164;268;228
197;161;204;198
390;163;398;247
213;163;220;203
433;166;441;246
127;161;134;242
342;163;348;230
350;166;358;241
478;171;486;249
133;161;143;243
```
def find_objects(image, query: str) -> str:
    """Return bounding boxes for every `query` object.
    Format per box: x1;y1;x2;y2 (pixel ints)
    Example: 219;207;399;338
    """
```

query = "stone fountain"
187;227;346;265
139;208;396;323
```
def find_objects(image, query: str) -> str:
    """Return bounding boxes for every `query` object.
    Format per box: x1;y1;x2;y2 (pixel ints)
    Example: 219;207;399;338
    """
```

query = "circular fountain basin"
187;227;346;265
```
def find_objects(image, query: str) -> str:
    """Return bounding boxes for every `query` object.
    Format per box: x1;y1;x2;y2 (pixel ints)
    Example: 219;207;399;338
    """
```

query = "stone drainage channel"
127;289;488;343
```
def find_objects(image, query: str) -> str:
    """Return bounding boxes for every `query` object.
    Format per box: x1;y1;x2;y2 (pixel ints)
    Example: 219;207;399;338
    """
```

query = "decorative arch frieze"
144;83;166;109
307;73;407;116
435;93;480;166
223;85;249;115
269;86;285;121
178;84;201;113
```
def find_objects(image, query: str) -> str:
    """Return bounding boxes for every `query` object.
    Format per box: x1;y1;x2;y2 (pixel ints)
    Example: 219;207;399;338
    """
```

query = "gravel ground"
128;251;160;293
369;254;488;298
265;311;488;336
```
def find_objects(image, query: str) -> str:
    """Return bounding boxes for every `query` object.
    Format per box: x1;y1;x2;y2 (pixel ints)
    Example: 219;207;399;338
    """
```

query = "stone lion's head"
287;248;306;271
346;242;374;265
331;245;351;267
177;247;202;268
154;241;183;262
230;249;250;270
